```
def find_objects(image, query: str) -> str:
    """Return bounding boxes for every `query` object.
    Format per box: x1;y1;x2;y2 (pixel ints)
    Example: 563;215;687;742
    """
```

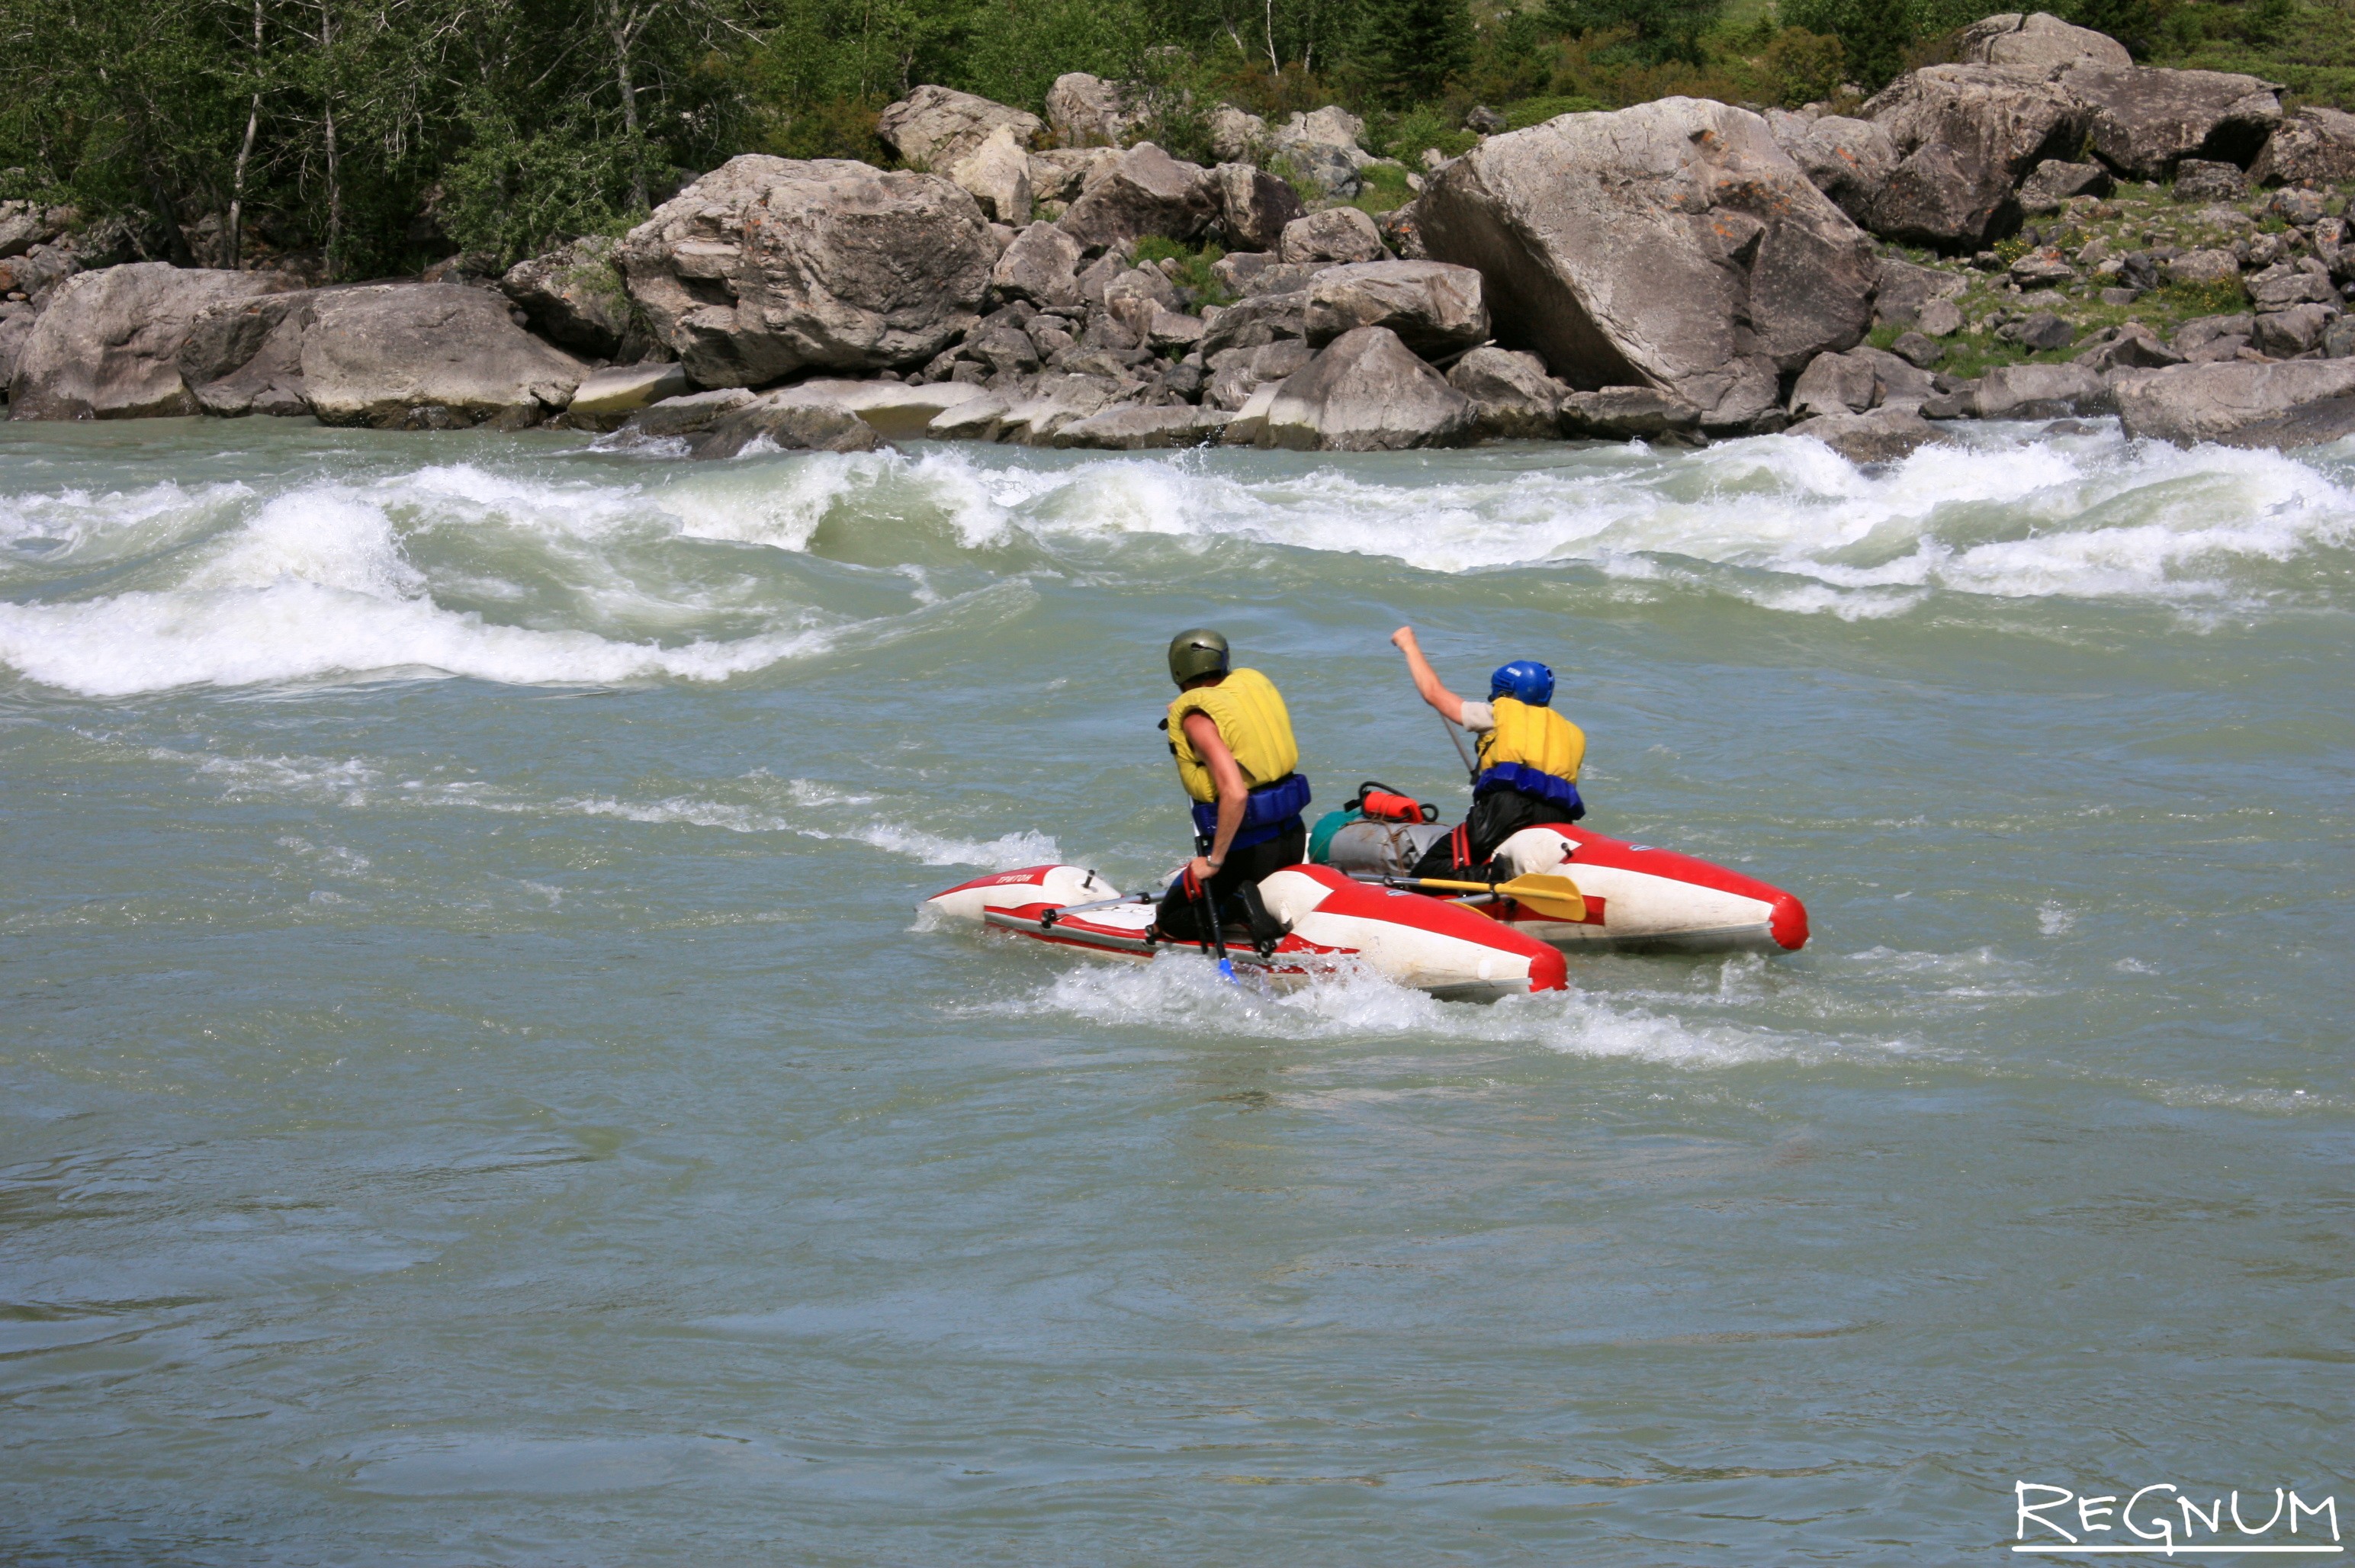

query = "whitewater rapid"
2;421;2350;697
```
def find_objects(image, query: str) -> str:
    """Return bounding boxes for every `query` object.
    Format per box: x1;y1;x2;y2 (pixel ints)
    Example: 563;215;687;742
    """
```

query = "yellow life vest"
1167;667;1300;804
1477;697;1584;781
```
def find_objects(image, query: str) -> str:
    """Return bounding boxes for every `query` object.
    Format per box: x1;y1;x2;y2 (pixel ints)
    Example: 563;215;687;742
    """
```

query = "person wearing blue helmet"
1390;625;1587;877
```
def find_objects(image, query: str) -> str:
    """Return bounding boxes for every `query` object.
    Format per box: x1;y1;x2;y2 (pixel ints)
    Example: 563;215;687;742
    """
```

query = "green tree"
1546;0;1727;66
1353;0;1473;104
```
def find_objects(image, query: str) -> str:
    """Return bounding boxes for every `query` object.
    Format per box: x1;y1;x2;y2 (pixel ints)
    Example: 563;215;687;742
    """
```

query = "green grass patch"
1130;236;1233;308
1350;162;1418;217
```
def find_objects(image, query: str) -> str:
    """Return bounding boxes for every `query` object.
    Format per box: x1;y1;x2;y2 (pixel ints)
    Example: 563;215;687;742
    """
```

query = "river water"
2;417;2349;1564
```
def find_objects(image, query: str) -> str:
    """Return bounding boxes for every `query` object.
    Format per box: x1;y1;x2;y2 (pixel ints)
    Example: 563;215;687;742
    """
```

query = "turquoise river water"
2;417;2350;1564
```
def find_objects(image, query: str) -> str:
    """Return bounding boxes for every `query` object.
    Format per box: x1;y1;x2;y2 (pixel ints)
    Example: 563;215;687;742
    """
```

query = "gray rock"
1200;291;1306;358
1764;111;1897;227
694;393;885;458
0;201;76;261
2006;311;2075;350
501;236;644;360
0;308;34;396
5;241;82;307
1920;297;1967;337
1891;331;1945;368
619;156;993;387
877;85;1042;173
1956;11;2131;75
1447;346;1568;439
1976;360;2107;419
10;262;297;420
1267;108;1377;201
1855;344;1938;408
1028;147;1120;203
184;289;324;417
1052;403;1233;448
1560;385;1704;439
1278;207;1386;266
2251;106;2355;188
998;372;1129;444
2061;66;2279;182
2328;318;2355;358
1419;98;1874;432
1379;203;1428;262
2172;159;2247;204
1303;260;1487;356
567;361;692;427
2254;304;2339;357
1922;381;1980;419
1210;251;1278;294
621;387;755;438
2018;158;2113;213
1789;349;1878;416
1204;339;1313;410
1861;65;2090;250
2247;262;2337;310
952;124;1035;227
1258;326;1473;451
1788;406;1952;462
1046;73;1142;149
1213;164;1306;253
1239;262;1324;297
2267;187;2328;227
298;283;590;429
991;221;1084;308
2074;322;2183;371
2010;249;2076;288
757;378;988;439
1055;143;1218;255
2115;358;2355;446
1210;105;1271;163
2162;249;2241;288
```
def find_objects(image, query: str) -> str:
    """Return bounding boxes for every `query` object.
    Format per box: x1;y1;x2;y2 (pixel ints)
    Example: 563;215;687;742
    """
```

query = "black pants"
1155;824;1306;946
1409;786;1581;879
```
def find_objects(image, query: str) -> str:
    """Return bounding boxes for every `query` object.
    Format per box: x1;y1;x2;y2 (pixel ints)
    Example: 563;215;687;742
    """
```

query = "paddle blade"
1494;873;1589;923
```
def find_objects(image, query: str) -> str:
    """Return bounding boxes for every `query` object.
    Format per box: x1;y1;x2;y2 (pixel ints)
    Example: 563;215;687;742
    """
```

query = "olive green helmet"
1167;628;1231;686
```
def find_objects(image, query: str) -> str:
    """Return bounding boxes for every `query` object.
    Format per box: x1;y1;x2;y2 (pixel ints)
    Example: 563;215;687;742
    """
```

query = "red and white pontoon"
1315;817;1808;955
925;862;1567;1001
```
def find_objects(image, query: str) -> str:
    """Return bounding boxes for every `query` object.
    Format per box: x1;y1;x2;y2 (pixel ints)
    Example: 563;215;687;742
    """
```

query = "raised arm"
1390;626;1467;726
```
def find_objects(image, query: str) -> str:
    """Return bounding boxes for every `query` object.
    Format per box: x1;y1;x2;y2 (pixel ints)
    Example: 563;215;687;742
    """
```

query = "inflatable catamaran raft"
925;811;1805;1001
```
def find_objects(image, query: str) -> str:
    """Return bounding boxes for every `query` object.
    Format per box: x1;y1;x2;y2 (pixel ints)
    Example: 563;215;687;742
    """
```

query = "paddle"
1201;882;1239;984
1384;872;1589;924
1438;712;1479;786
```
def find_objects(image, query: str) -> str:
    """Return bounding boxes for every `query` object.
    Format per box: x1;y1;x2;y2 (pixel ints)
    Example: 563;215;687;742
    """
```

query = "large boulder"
2018;157;2113;211
1054;143;1217;254
1861;66;2090;249
1764;111;1897;228
9;262;297;419
2251;107;2355;187
500;235;643;360
1874;255;1967;328
1257;326;1474;451
2115;358;2355;448
299;283;589;429
1303;260;1488;356
1267;107;1376;199
181;288;325;416
2061;66;2281;181
618;156;994;387
1788;406;1950;463
0;306;31;394
990;221;1084;307
692;393;883;459
951;124;1034;226
1447;346;1568;439
1974;360;2107;419
1046;74;1142;148
1052;403;1232;448
877;85;1042;172
1956;12;2132;76
566;361;692;428
1213;164;1306;253
1418;97;1876;432
1279;207;1386;265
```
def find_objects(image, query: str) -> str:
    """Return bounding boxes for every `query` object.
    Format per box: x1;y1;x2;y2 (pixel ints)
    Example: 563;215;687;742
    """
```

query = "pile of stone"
10;21;2355;457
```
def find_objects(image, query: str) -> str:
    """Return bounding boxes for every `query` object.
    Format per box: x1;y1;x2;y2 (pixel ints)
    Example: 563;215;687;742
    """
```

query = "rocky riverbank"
8;15;2355;458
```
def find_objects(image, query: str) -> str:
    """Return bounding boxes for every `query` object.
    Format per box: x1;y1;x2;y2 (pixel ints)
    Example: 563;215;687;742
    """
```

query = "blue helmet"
1489;659;1555;706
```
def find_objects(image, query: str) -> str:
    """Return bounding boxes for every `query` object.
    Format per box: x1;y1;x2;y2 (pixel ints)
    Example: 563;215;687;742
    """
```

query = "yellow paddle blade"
1402;872;1588;923
1492;873;1589;922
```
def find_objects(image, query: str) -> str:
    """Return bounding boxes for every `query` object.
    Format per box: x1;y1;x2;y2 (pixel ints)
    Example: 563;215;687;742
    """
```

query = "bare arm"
1390;626;1467;725
1182;710;1248;879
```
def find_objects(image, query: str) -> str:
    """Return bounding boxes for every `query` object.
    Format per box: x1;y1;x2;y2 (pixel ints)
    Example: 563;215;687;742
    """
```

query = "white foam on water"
977;953;1869;1068
0;486;842;695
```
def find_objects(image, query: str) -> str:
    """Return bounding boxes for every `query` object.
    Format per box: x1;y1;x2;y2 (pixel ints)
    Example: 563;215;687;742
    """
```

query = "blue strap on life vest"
1473;762;1583;816
1192;773;1312;853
